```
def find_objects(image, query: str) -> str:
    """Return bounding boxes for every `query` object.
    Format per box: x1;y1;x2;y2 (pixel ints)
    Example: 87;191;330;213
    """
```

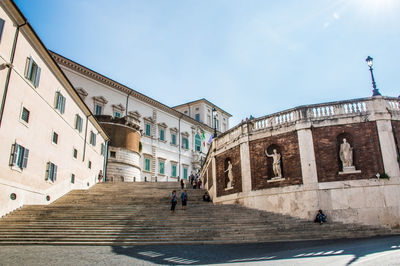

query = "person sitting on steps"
314;210;327;224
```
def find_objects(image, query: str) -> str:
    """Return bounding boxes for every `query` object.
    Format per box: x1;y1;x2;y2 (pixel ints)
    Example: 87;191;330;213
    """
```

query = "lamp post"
365;56;381;97
212;107;217;138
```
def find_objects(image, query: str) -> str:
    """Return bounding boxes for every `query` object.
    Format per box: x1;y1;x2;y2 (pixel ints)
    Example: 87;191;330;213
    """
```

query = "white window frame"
24;56;41;87
75;114;83;133
55;91;66;114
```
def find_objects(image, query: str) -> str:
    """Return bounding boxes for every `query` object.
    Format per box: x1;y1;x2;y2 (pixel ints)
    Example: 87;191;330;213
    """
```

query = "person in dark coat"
181;189;188;210
170;190;177;212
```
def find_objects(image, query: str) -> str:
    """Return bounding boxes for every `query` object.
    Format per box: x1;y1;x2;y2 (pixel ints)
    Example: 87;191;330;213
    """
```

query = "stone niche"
312;121;384;182
216;146;242;197
249;131;302;190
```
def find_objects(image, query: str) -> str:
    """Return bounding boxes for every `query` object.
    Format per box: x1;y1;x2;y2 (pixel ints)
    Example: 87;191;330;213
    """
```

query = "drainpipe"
82;114;92;162
178;114;183;181
0;21;27;128
125;90;134;116
103;140;109;181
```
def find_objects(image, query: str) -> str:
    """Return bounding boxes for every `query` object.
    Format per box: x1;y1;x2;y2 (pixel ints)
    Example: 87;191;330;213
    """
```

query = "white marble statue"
265;149;282;178
224;160;234;189
340;138;353;167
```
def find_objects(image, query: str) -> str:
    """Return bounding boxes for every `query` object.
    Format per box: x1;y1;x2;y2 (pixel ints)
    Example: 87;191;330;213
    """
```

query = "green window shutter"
48;162;53;181
172;165;176;177
61;95;66;114
184;168;188;179
34;66;41;87
0;18;5;43
145;158;150;171
160;129;164;141
146;124;151;136
172;134;176;145
160;161;164;174
22;148;29;169
53;164;57;181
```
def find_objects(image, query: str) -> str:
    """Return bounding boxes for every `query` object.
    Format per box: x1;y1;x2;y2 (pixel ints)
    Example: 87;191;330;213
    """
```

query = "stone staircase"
0;182;397;245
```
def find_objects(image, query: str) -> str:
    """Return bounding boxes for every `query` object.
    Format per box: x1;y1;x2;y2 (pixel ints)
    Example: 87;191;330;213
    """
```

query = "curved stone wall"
106;147;141;182
201;96;400;228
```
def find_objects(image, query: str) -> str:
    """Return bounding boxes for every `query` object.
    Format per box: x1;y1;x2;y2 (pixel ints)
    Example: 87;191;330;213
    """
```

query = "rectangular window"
10;143;29;169
71;174;75;184
171;164;177;177
46;162;57;182
55;92;66;114
88;161;92;169
24;56;41;87
182;137;189;149
159;161;165;175
90;131;96;146
159;129;165;141
52;132;58;144
95;104;102;115
183;167;188;180
216;119;219;130
21;107;30;123
100;143;104;155
145;123;151;136
207;115;211;126
75;114;83;132
110;151;116;158
145;158;150;171
114;112;120;118
73;148;77;159
195;113;200;122
171;133;176;145
0;18;4;43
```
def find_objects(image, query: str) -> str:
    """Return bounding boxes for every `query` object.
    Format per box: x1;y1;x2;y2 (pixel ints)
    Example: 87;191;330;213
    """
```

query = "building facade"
51;52;231;182
0;0;109;217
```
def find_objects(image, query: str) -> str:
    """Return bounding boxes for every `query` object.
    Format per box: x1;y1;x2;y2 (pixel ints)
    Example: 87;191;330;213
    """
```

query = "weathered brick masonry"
249;131;302;190
216;146;242;197
312;121;384;182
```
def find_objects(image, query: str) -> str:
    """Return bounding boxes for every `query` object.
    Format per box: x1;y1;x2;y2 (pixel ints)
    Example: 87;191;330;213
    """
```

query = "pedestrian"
198;179;202;189
97;170;103;182
181;189;188;210
170;190;177;212
180;179;185;189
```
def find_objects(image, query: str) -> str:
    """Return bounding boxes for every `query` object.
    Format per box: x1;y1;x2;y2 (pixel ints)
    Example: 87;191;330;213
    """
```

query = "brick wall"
207;162;213;190
249;131;302;190
391;121;400;157
312;122;384;182
216;146;242;197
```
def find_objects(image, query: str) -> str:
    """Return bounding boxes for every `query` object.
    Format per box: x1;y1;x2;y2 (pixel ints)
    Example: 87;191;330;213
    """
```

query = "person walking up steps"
181;189;188;210
170;190;177;213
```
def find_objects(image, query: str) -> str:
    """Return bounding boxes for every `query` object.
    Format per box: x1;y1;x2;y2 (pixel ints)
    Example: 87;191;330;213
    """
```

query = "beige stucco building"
51;53;231;182
0;0;109;217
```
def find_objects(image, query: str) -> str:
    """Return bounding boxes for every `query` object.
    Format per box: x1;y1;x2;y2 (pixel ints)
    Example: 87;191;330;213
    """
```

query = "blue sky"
15;0;400;127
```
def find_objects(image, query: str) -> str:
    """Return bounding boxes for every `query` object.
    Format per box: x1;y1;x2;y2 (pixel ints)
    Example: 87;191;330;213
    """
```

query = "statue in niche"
340;138;353;168
224;160;234;189
265;149;282;178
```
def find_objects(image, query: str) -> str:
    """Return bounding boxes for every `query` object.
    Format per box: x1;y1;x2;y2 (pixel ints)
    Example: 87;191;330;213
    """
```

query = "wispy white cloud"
333;12;340;19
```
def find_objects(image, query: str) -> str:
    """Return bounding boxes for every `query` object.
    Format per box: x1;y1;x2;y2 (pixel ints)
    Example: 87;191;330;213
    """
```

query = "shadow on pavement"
111;235;400;265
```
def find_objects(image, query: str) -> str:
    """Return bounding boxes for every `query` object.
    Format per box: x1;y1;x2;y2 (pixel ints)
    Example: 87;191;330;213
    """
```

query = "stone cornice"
50;51;215;133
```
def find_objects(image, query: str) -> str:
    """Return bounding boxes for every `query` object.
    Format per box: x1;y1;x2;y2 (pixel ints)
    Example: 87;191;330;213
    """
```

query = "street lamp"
212;107;217;138
365;56;381;97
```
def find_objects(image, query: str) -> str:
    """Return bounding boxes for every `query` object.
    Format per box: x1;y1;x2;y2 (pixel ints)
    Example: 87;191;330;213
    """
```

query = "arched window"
195;134;201;152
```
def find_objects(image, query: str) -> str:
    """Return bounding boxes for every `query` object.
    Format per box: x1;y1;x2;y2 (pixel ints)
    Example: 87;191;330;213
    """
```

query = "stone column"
296;123;319;186
371;97;400;180
240;124;252;193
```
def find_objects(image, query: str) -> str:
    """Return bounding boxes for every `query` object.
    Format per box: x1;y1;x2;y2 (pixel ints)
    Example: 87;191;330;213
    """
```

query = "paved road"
1;236;400;265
